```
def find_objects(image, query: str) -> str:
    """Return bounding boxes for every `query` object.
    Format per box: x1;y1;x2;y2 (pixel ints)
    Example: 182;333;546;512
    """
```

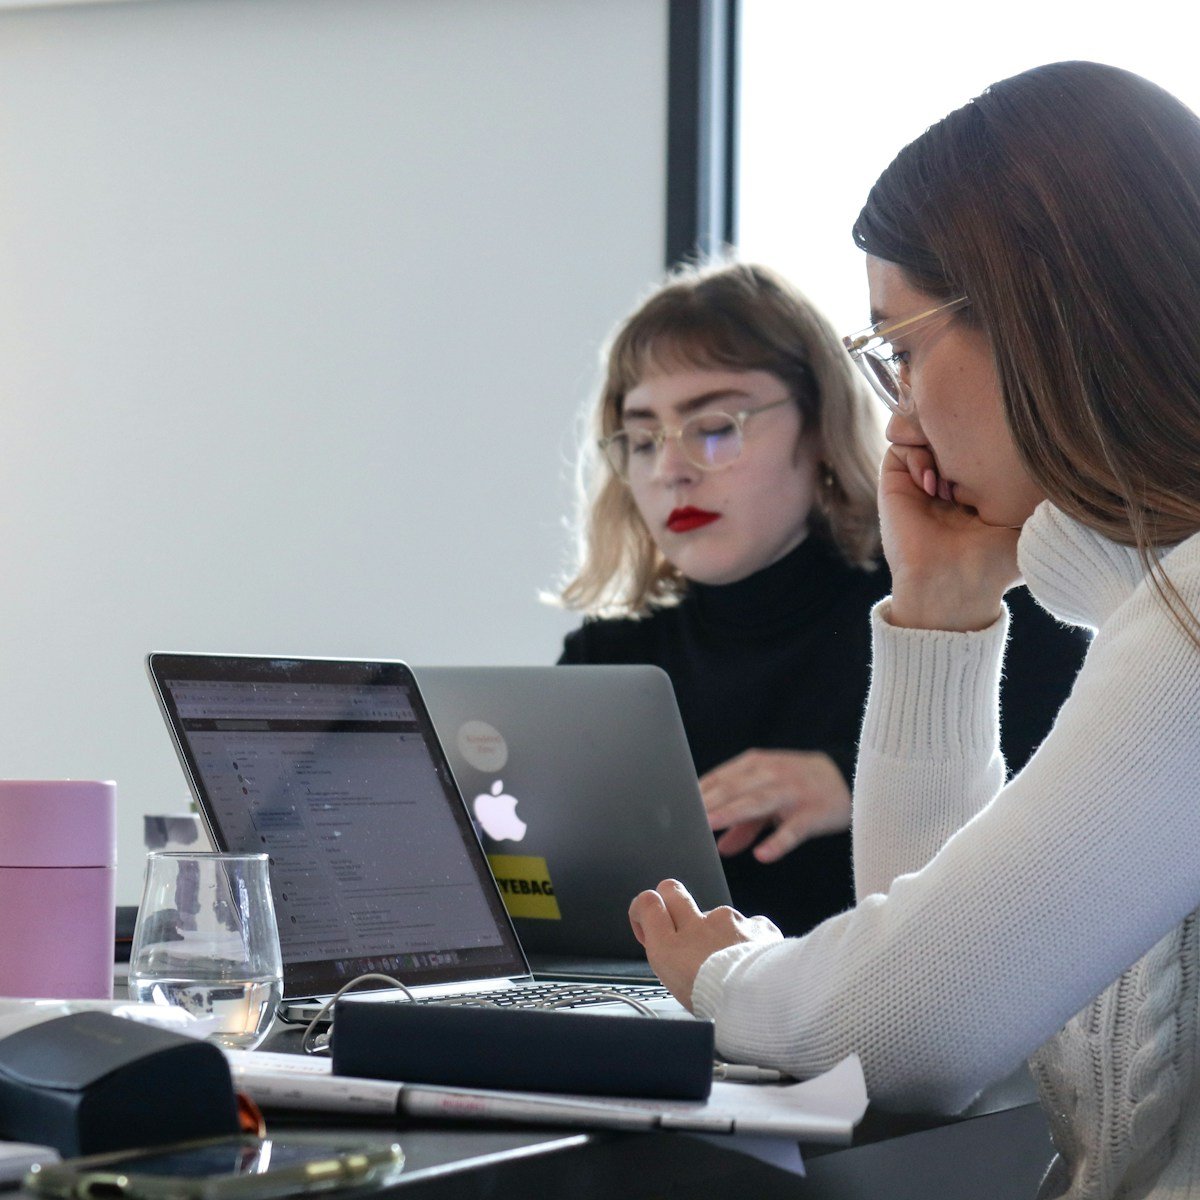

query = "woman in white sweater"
629;61;1200;1200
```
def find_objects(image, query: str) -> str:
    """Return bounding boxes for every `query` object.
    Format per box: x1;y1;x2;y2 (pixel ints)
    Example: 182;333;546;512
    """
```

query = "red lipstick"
667;506;721;533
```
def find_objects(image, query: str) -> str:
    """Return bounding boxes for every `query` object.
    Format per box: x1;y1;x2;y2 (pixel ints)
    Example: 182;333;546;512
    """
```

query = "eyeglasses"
598;396;793;482
843;295;970;416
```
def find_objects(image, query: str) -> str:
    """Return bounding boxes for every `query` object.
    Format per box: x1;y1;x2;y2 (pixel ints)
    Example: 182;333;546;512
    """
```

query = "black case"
331;1001;714;1100
0;1011;240;1156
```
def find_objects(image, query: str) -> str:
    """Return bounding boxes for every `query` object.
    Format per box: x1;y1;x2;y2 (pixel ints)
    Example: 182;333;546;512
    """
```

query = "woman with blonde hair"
631;62;1200;1198
561;260;1085;935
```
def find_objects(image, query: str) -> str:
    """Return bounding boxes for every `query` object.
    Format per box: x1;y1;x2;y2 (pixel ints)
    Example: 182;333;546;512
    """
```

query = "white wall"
0;0;668;901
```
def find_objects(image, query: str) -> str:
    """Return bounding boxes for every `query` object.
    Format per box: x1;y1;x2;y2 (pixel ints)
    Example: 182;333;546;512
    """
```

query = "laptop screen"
147;654;529;998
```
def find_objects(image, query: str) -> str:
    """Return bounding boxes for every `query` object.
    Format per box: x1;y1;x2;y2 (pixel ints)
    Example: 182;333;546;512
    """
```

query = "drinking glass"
128;851;283;1049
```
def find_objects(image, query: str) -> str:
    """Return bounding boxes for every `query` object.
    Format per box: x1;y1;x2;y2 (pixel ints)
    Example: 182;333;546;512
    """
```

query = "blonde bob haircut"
560;261;884;617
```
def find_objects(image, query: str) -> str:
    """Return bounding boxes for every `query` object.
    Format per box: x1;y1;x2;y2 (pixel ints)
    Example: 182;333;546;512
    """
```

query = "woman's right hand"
880;441;1020;632
629;880;781;1010
700;749;851;862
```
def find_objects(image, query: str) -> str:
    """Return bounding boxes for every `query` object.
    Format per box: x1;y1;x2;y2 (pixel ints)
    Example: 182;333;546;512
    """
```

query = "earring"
817;464;837;512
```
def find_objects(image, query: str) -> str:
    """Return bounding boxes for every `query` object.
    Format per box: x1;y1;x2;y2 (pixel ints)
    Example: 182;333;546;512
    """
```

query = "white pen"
229;1057;666;1131
711;1062;789;1083
228;1060;403;1115
399;1088;659;1130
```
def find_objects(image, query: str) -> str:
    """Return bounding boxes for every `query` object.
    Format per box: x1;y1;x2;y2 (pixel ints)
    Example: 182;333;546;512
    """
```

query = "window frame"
665;0;739;267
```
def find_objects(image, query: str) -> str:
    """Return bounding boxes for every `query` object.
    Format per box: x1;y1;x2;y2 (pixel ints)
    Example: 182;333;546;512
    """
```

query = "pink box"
0;781;117;999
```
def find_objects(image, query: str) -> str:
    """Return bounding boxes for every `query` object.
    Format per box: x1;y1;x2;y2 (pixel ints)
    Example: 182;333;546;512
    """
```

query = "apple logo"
473;779;527;842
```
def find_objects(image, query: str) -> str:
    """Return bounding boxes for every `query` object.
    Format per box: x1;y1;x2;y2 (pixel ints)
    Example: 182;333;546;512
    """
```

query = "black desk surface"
11;1090;1053;1200
262;1095;1054;1198
14;1110;1054;1200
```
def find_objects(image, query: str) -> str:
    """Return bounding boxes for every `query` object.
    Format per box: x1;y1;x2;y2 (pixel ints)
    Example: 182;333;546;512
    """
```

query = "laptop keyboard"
276;980;681;1032
435;981;673;1009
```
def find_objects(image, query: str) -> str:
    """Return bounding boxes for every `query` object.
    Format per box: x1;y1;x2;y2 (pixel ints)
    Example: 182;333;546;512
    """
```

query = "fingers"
628;888;669;946
699;750;765;812
698;753;742;795
736;801;840;864
628;878;702;945
715;802;818;860
758;779;852;861
707;785;794;829
714;820;768;857
712;757;851;861
702;751;852;861
884;443;943;500
752;817;813;864
703;751;801;827
744;913;783;940
656;878;704;926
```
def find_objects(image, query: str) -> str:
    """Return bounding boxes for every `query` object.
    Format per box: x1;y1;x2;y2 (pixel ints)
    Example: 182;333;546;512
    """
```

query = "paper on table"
687;1132;806;1177
0;998;219;1042
225;1049;867;1144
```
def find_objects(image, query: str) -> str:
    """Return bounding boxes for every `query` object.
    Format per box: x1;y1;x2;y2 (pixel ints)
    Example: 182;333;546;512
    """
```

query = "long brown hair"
558;260;883;616
853;60;1200;642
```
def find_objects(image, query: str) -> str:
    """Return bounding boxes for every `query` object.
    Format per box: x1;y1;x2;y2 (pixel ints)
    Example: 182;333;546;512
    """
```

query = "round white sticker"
456;720;509;772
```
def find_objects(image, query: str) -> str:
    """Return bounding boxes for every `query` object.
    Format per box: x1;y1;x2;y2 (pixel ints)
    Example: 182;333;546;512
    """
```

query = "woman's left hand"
701;749;851;861
629;879;782;1009
880;441;1022;632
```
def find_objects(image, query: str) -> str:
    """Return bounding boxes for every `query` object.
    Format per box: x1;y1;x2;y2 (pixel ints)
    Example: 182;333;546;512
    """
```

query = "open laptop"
415;666;731;979
145;653;682;1020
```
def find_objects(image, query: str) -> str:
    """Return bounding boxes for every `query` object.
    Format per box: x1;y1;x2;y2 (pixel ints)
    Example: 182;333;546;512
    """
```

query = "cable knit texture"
690;502;1200;1200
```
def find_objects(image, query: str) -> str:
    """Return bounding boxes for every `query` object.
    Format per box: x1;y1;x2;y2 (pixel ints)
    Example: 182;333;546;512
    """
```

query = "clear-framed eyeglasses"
598;396;793;482
843;295;970;416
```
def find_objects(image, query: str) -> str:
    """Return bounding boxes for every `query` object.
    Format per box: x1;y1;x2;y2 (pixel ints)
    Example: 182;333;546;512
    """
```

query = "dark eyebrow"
621;388;754;423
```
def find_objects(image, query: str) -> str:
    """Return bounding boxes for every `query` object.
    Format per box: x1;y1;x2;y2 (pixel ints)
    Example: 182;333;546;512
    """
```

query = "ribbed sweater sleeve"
852;601;1008;900
690;519;1200;1115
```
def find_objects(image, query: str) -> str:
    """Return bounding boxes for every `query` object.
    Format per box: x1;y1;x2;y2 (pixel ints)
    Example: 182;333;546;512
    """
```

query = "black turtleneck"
559;534;1089;936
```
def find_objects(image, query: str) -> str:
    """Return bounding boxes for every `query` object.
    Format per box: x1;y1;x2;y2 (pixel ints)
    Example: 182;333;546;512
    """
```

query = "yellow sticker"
486;854;561;920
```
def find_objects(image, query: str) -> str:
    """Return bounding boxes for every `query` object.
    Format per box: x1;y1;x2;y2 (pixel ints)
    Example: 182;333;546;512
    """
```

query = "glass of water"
129;851;283;1049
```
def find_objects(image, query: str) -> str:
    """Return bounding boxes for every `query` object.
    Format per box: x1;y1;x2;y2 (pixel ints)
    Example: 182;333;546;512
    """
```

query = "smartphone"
24;1135;404;1200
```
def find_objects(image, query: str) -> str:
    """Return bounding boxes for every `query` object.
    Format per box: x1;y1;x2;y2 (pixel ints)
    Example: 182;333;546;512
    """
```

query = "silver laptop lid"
414;665;732;961
146;653;530;1002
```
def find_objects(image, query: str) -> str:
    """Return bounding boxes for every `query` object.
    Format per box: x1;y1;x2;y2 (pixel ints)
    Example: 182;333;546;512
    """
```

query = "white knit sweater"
691;502;1200;1200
